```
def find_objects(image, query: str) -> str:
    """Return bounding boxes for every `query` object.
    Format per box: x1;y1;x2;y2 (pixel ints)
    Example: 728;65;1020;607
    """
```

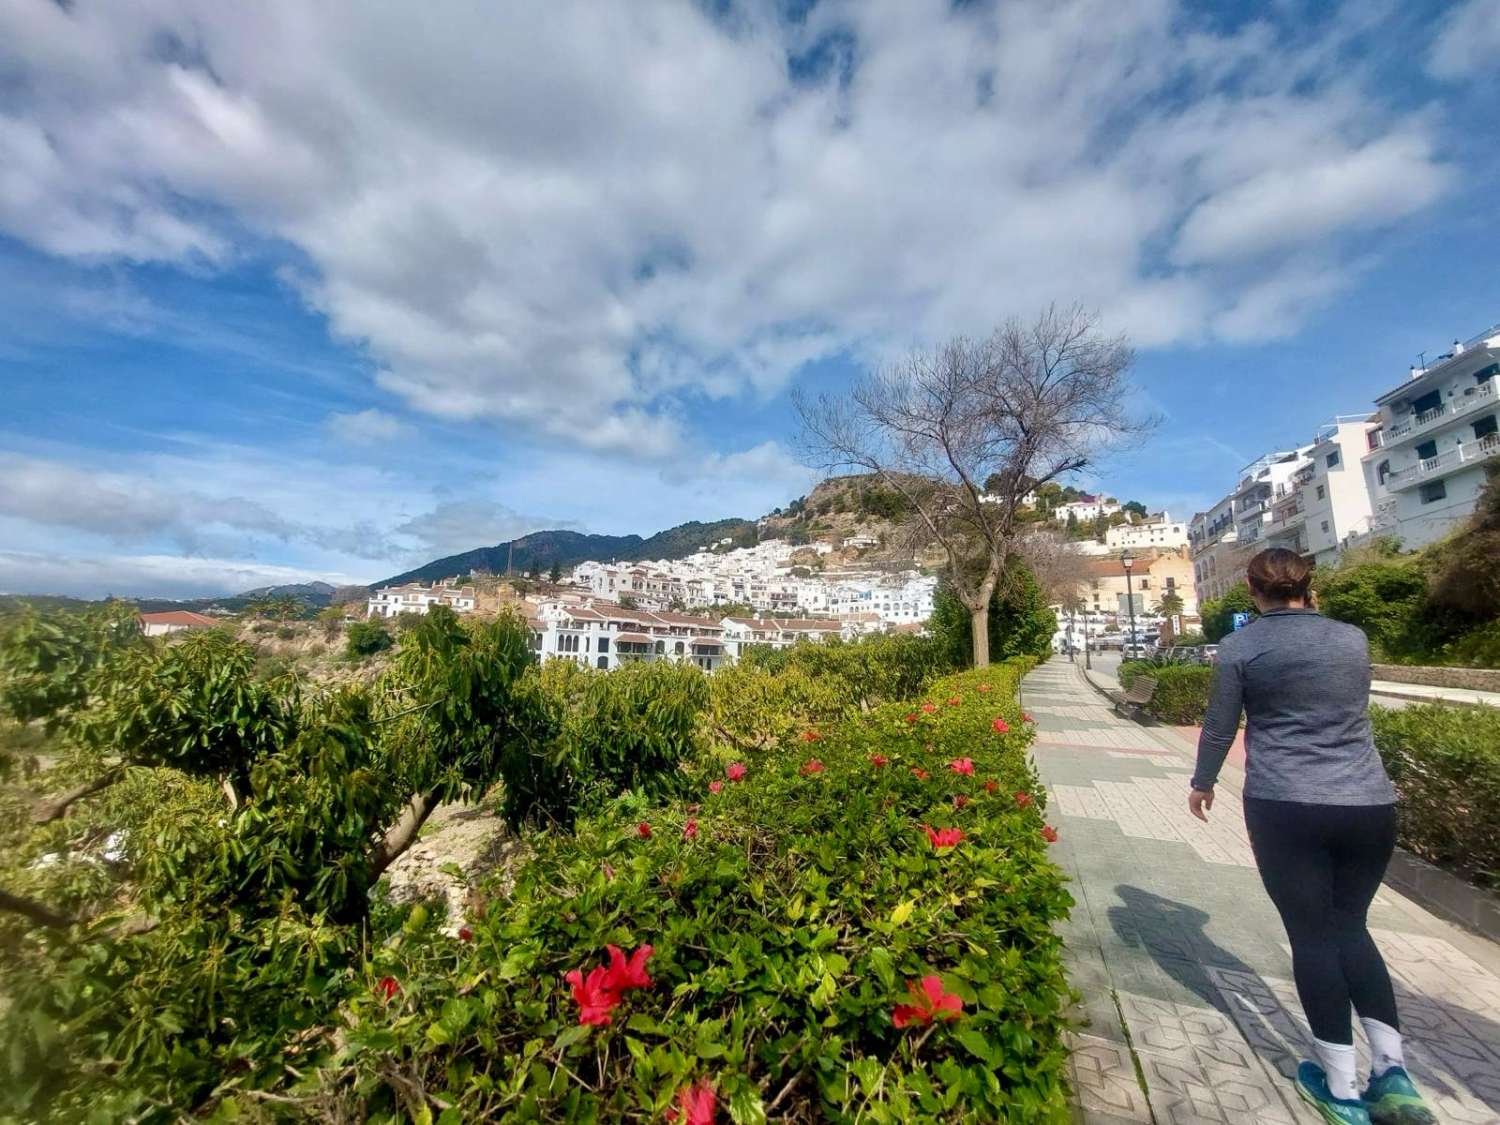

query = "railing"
1387;432;1500;489
1382;378;1496;447
1293;465;1316;486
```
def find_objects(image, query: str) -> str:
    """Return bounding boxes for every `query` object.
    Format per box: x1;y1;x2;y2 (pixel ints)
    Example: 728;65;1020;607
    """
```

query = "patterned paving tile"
1067;1032;1153;1121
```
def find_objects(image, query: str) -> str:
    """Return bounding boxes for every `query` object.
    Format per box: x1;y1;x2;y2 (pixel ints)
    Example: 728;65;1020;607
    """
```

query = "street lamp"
1120;551;1138;658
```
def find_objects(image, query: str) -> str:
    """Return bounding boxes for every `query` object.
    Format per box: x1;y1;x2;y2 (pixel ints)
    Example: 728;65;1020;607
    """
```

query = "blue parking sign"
1231;612;1251;631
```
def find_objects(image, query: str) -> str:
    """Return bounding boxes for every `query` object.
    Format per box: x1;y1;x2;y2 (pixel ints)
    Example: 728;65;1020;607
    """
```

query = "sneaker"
1362;1065;1436;1125
1295;1061;1373;1124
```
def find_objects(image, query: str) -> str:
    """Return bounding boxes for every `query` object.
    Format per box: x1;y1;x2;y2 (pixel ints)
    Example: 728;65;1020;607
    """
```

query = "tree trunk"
0;885;74;929
368;790;441;880
970;604;991;668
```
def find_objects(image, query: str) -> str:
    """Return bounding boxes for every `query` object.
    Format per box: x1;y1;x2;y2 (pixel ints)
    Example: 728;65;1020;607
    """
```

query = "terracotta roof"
139;610;218;627
614;631;654;644
727;616;836;631
687;636;723;648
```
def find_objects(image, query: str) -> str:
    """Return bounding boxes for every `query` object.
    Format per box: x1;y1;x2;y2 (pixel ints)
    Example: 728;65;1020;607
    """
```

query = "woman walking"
1189;548;1434;1125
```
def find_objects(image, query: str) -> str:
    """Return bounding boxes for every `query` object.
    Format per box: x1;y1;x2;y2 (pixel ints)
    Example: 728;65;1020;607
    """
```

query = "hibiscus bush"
315;658;1074;1122
1371;702;1500;889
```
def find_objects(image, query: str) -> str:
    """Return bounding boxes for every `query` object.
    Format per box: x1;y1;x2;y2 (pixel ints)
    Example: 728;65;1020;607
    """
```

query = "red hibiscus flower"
564;965;619;1026
953;795;970;809
921;702;937;714
947;757;974;775
802;729;822;742
604;944;654;992
708;780;723;794
923;825;964;849
458;926;474;942
992;717;1010;734
1014;791;1033;808
983;779;999;793
1022;712;1034;723
683;819;699;840
946;695;962;706
892;975;964;1028
978;683;992;693
800;759;825;776
1041;825;1059;843
911;767;929;780
870;753;889;768
374;976;400;1001
665;1080;717;1125
905;712;919;724
637;821;652;839
726;762;746;782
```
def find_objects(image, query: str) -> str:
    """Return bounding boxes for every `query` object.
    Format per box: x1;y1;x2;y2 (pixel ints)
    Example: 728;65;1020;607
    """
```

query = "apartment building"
532;602;732;671
366;580;478;617
1361;324;1500;549
1076;548;1197;620
1264;418;1378;566
1189;492;1250;606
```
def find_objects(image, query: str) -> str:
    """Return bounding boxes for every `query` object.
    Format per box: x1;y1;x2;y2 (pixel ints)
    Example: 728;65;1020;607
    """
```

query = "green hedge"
1117;661;1215;724
313;659;1075;1122
1371;704;1500;889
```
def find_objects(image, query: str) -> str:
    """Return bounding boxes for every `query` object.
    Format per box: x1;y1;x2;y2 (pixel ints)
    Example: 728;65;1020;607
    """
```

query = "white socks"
1313;1038;1360;1101
1362;1017;1405;1075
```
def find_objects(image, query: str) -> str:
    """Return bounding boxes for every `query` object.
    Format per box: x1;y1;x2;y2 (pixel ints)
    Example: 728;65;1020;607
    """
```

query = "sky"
1;0;1497;599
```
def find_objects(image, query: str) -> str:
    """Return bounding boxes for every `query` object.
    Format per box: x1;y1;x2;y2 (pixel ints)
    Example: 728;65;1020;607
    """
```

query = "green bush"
929;567;1056;669
345;618;394;658
1199;583;1256;643
319;661;1073;1122
1118;661;1215;724
1371;703;1500;889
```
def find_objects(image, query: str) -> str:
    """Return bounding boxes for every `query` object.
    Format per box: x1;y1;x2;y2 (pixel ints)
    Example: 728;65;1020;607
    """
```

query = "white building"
367;581;477;618
1189;495;1247;605
139;610;219;636
531;602;732;671
1264;418;1379;566
1106;515;1187;552
1362;324;1500;549
1055;494;1120;522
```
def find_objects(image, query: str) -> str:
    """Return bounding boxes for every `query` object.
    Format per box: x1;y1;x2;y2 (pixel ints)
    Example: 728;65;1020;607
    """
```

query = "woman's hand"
1188;788;1215;822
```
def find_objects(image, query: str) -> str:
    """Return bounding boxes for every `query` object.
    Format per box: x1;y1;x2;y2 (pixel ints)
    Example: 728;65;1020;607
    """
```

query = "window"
1415;439;1438;461
1321;521;1330;533
597;637;609;653
1475;363;1498;384
1411;389;1442;415
1475;414;1498;441
1419;481;1447;505
597;656;609;669
1377;460;1391;486
1326;450;1340;468
1316;485;1326;500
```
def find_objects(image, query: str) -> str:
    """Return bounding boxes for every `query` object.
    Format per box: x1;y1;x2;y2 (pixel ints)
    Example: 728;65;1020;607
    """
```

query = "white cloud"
1428;0;1500;80
0;550;372;601
325;408;409;444
0;0;1456;457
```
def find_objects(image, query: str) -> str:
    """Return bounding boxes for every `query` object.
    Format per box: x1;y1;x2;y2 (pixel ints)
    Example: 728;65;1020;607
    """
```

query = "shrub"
1371;703;1500;889
345;618;394;658
317;660;1074;1122
1119;661;1215;724
929;567;1056;668
1199;583;1256;643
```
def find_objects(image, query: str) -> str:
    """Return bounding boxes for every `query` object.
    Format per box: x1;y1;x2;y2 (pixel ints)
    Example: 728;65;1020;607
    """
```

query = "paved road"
1023;659;1500;1124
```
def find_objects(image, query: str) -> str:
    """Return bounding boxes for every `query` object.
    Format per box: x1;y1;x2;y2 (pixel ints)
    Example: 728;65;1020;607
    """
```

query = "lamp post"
1120;551;1137;658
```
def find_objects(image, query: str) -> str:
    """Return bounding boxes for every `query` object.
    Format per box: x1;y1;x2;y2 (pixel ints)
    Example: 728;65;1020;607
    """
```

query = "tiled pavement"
1022;659;1500;1125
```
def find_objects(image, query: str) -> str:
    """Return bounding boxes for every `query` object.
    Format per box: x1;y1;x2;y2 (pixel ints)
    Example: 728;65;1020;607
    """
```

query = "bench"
1109;674;1157;719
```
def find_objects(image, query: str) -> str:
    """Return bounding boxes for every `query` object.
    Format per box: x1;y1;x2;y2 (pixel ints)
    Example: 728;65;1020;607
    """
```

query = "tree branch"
31;766;125;824
369;791;441;879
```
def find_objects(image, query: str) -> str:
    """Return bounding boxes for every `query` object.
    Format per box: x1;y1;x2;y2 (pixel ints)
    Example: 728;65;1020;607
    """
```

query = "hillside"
373;518;758;588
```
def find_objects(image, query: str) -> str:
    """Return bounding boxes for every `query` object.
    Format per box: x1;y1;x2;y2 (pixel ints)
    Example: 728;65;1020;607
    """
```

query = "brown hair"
1246;547;1314;605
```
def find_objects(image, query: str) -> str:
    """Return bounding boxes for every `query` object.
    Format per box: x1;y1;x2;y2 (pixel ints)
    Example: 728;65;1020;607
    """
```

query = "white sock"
1361;1017;1404;1075
1314;1038;1359;1101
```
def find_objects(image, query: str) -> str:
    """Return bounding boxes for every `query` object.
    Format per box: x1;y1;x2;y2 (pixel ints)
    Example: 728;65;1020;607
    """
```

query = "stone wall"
1372;663;1500;693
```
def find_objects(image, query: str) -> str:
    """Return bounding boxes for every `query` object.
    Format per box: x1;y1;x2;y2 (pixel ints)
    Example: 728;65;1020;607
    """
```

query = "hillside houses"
366;580;477;618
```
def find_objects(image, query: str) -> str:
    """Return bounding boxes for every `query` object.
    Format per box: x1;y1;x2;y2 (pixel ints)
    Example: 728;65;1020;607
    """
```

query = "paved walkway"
1022;659;1500;1125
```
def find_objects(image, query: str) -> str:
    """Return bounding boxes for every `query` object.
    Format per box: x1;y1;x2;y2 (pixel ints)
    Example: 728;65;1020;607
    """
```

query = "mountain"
236;581;337;601
373;519;759;589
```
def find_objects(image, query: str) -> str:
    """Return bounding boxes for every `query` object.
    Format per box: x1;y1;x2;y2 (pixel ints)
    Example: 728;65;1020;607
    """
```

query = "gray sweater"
1192;608;1396;805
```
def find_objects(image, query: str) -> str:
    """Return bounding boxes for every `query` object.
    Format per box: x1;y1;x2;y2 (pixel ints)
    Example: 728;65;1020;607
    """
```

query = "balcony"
1380;377;1497;449
1293;464;1316;487
1387;432;1500;490
1270;496;1306;529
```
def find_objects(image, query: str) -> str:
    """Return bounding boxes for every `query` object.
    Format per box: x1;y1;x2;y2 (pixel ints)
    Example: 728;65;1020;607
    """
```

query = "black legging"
1243;798;1400;1044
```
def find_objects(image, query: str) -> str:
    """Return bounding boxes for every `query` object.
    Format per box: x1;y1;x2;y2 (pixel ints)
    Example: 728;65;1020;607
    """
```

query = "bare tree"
795;305;1153;666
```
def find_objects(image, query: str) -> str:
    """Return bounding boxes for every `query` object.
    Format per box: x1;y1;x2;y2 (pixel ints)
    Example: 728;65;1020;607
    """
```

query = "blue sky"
1;0;1497;598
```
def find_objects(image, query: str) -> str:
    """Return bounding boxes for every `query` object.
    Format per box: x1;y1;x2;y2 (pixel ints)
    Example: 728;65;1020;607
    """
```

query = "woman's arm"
1192;658;1243;792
